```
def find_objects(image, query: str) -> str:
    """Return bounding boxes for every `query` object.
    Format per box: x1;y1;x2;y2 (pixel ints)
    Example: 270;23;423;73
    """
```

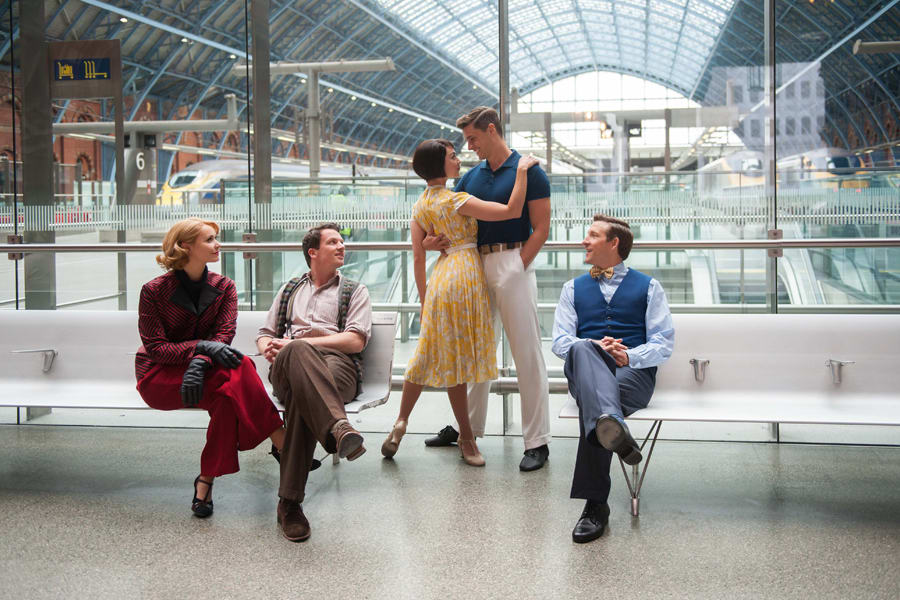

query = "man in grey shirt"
256;223;372;543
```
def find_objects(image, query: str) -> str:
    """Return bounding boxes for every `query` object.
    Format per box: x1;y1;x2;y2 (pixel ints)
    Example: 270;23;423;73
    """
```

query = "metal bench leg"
617;420;662;517
332;453;340;466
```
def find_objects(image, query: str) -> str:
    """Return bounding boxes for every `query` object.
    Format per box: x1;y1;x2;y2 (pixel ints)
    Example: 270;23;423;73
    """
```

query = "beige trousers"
453;247;550;450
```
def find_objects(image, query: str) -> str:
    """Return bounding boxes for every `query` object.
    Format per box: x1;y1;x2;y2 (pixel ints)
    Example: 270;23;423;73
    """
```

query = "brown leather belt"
478;241;524;255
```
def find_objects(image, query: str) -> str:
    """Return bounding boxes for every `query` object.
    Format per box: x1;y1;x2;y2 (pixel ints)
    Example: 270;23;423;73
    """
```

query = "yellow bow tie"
591;266;615;280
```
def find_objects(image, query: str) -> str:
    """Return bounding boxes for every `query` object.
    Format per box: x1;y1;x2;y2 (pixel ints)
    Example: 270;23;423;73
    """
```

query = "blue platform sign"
53;58;111;81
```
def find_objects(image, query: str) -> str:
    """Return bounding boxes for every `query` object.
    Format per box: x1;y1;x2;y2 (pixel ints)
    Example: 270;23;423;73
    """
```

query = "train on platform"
697;147;899;199
157;159;411;205
696;150;765;198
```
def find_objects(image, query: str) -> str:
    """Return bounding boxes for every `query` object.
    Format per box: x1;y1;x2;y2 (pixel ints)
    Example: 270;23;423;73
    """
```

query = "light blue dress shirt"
551;262;675;369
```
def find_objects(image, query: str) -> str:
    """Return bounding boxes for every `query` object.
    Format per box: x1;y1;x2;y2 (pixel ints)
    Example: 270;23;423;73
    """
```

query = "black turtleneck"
174;266;208;310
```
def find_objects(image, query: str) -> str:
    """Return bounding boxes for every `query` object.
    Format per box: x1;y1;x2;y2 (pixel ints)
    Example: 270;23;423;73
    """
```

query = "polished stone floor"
1;425;898;600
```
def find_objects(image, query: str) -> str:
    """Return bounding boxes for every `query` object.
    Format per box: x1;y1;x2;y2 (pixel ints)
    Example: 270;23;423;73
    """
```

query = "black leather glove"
195;340;244;369
181;357;212;407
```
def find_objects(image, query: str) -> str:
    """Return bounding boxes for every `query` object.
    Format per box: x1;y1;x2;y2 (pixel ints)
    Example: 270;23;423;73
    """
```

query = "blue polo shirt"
454;150;551;246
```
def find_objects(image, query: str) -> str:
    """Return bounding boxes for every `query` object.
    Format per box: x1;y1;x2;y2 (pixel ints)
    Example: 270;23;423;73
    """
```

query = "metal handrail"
218;166;900;183
2;238;900;254
370;302;900;315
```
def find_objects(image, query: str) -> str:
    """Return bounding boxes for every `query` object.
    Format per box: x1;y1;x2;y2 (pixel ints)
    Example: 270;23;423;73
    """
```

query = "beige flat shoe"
458;437;485;467
381;420;407;458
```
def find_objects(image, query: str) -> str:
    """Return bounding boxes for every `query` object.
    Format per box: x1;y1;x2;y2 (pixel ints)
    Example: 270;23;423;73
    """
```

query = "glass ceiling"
374;0;737;97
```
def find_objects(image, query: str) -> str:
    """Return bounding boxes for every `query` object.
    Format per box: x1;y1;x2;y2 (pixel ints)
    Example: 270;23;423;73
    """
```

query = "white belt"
445;243;477;254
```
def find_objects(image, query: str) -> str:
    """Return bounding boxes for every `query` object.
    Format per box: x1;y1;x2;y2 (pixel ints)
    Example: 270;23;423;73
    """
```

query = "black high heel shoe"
270;444;321;471
192;475;214;518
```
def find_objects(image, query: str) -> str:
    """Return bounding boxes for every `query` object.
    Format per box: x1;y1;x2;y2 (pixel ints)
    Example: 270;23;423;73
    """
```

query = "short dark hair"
302;223;341;266
412;139;453;181
593;214;634;260
456;106;502;137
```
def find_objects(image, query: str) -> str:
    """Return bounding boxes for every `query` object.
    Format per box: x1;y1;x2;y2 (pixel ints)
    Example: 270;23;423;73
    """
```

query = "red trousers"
137;357;283;477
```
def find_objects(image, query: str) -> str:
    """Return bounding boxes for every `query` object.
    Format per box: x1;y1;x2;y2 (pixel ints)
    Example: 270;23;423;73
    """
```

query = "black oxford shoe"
424;425;459;447
595;415;642;465
572;500;610;543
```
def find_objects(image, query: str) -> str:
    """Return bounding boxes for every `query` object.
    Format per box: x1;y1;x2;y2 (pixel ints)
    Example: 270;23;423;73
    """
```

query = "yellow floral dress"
404;186;497;387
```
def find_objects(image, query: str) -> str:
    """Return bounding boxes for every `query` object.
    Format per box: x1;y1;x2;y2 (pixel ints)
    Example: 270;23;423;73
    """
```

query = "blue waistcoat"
574;269;651;349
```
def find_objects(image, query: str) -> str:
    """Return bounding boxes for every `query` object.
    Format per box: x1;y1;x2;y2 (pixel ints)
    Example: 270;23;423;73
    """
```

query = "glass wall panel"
0;0;17;423
775;0;900;313
0;1;258;311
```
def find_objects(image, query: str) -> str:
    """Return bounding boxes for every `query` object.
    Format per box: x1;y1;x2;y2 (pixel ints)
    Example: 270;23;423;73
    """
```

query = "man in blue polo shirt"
552;214;674;542
423;106;552;472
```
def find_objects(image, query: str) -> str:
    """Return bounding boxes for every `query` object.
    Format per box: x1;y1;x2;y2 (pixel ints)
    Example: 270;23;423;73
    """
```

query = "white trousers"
453;247;550;450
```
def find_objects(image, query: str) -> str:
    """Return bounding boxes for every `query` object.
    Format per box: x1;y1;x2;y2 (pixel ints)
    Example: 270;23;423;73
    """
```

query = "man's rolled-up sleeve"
344;284;372;348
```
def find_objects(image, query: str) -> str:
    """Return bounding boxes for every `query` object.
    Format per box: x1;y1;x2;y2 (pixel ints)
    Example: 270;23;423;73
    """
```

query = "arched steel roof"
1;0;897;170
374;0;737;98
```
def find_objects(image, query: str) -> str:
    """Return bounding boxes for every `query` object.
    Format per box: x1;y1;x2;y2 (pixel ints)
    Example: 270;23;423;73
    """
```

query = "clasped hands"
592;336;630;367
181;340;245;407
261;337;290;364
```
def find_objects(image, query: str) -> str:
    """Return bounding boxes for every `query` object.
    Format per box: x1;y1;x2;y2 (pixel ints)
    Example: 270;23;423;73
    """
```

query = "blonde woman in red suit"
135;218;285;518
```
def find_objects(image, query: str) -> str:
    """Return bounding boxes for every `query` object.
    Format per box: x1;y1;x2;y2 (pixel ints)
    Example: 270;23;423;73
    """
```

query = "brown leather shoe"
331;419;366;460
277;499;310;542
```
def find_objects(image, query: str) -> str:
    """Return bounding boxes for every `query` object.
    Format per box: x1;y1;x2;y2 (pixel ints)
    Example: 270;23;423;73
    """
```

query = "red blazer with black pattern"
135;270;238;381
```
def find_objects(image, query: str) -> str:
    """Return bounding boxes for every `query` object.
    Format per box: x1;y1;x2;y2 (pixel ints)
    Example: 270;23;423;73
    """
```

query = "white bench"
559;313;900;516
0;310;397;458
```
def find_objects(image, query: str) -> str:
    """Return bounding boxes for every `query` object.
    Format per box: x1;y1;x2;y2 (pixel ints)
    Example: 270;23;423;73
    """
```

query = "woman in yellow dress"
381;139;538;466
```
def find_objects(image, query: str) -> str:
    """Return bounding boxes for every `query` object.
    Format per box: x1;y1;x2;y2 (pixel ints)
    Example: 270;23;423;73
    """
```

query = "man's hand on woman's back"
422;226;450;255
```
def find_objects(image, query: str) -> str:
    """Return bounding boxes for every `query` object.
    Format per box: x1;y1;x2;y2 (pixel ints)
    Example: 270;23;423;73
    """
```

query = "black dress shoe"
572;500;610;543
424;425;459;447
595;415;642;465
519;444;549;472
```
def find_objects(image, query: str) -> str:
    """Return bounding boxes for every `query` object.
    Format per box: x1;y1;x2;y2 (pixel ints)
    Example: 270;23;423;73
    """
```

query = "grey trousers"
268;340;357;502
563;340;656;502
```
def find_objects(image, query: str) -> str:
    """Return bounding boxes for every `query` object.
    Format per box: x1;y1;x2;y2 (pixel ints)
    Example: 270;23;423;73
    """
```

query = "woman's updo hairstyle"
156;218;220;271
412;138;454;181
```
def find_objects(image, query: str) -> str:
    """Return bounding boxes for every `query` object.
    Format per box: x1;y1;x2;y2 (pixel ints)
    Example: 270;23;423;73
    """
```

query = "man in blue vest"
552;214;674;543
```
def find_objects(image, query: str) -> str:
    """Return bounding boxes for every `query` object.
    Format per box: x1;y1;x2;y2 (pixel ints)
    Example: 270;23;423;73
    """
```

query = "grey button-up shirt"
257;271;372;346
